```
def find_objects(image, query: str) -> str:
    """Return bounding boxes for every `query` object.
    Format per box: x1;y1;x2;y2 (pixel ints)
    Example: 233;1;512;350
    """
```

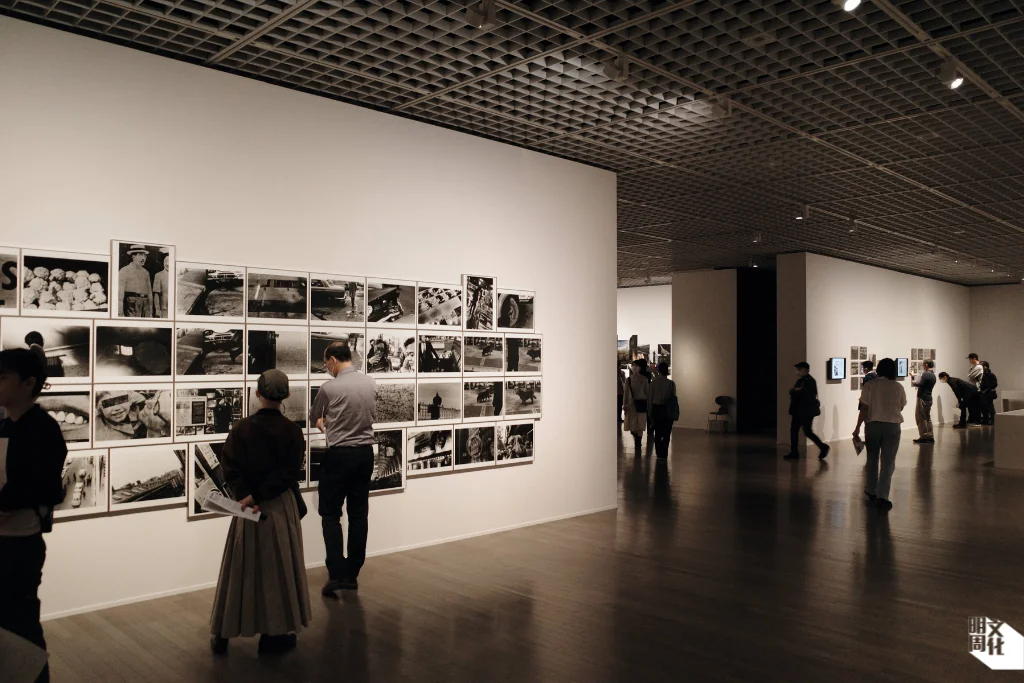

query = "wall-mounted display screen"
828;357;847;381
896;358;908;378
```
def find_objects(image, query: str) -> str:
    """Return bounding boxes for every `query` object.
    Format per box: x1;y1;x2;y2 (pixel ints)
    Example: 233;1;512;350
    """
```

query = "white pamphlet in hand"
201;490;261;522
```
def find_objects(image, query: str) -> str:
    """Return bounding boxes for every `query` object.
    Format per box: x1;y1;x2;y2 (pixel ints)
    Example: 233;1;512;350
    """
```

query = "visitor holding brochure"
207;369;311;656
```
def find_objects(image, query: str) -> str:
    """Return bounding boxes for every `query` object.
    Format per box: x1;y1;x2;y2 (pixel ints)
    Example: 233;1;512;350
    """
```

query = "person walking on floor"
858;358;907;511
209;369;310;655
979;361;998;426
852;359;879;439
939;372;979;430
910;359;936;444
784;361;830;460
309;341;376;595
966;353;984;425
650;361;678;459
622;359;650;453
0;348;69;683
616;364;626;424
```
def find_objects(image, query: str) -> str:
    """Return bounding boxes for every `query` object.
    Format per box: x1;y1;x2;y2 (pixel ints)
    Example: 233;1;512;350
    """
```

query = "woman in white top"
858;357;907;511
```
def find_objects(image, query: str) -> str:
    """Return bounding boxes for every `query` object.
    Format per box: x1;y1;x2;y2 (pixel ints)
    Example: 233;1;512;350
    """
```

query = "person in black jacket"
784;362;830;460
979;361;998;426
0;348;68;683
939;372;978;429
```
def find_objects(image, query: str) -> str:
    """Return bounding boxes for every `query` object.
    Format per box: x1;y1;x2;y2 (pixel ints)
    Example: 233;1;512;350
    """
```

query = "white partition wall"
617;285;671;347
777;253;971;444
969;284;1024;397
0;17;617;618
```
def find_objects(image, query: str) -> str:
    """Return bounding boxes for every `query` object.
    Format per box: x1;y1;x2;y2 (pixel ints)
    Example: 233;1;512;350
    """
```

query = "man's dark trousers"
790;415;825;455
319;446;374;581
0;534;50;683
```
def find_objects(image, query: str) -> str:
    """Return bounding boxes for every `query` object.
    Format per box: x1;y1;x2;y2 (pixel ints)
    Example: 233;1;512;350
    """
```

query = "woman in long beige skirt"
209;369;311;655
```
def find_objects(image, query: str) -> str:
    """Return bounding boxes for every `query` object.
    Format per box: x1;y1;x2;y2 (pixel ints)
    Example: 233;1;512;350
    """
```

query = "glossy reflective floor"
46;426;1024;682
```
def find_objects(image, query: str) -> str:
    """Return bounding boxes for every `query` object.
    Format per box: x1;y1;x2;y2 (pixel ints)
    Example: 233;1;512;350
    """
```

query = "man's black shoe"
339;577;359;591
783;452;800;460
321;579;345;597
818;445;831;460
952;424;967;429
210;637;228;655
875;498;893;511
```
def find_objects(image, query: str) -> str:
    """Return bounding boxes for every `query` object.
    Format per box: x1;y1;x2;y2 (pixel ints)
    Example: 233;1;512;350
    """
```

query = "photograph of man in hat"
152;248;170;318
118;244;154;317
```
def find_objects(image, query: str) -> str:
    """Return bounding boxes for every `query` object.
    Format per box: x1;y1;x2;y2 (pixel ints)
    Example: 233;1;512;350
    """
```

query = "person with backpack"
650;361;678;459
979;361;998;425
0;348;68;683
784;361;830;460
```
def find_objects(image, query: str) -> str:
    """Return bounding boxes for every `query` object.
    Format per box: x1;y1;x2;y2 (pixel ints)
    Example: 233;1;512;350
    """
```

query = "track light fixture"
603;51;630;83
833;0;862;11
752;231;762;244
795;204;810;220
939;57;963;89
465;0;497;30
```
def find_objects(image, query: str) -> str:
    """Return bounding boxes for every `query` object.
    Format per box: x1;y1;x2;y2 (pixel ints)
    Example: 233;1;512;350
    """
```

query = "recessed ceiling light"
465;0;497;30
939;57;963;90
835;0;862;11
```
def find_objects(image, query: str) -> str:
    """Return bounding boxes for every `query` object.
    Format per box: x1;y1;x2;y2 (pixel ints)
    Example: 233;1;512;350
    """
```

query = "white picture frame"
365;328;416;375
462;274;496;332
453;423;497;471
39;384;93;450
415;281;463;328
20;248;110;318
406;426;454;477
108;444;187;511
309;274;366;327
416;332;463;378
505;333;542;375
373;378;416;429
93;319;174;384
175;262;245;323
462;379;504;423
370;428;405;495
245;267;309;324
310;328;365;377
415;379;463;426
0;316;92;384
174;324;245;380
173;382;244;443
463;333;505;374
110;240;174;321
365;278;416;326
496;288;535;333
93;384;174;448
505;379;542;419
246;324;309;380
497;420;535;465
53;449;109;519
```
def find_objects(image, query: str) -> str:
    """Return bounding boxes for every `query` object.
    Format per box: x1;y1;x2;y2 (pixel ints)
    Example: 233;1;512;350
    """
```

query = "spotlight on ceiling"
939;57;963;89
465;0;497;30
752;231;763;244
603;52;630;83
795;204;810;220
848;219;859;234
833;0;862;11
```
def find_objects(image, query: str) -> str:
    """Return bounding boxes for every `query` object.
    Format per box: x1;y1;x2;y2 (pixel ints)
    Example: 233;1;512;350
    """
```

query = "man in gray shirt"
911;359;936;444
309;341;376;595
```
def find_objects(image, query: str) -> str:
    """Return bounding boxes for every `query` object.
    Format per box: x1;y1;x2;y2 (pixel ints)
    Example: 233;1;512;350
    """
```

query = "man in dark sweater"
0;348;68;683
911;360;937;443
939;372;978;429
784;362;830;460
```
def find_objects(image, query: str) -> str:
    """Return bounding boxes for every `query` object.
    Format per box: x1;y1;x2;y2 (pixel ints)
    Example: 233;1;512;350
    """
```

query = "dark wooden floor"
44;426;1024;682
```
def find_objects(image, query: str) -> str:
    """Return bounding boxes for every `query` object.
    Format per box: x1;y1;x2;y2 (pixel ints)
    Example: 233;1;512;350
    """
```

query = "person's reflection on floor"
652;458;672;512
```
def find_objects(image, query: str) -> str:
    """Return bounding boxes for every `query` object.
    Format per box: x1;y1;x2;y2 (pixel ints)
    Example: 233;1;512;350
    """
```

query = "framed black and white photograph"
463;334;504;373
416;379;463;426
505;335;542;374
463;380;504;422
247;382;308;430
93;385;173;448
20;248;109;317
246;268;308;322
110;240;174;320
0;247;18;316
175;325;244;379
247;325;308;379
658;344;672;373
175;262;245;322
188;441;229;519
308;433;327;486
463;274;496;331
496;289;534;332
94;320;174;383
310;274;365;326
365;329;416;375
310;329;365;377
371;429;405;494
366;279;415;326
174;384;243;441
851;377;860;391
53;450;108;519
0;317;91;383
911;348;919;361
497;420;535;465
108;444;186;512
852;362;860;377
39;386;93;450
417;333;462;376
505;380;542;418
852;346;860;361
373;379;415;428
416;282;463;328
929;349;936;361
454;424;496;471
859;346;867;361
406;427;453;477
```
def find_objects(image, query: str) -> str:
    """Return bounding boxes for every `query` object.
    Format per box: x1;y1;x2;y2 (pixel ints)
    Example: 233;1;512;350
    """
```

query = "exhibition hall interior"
1;0;1023;680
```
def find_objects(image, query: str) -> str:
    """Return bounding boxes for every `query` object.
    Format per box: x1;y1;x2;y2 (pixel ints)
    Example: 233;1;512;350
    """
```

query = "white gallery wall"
969;284;1024;394
0;18;618;618
616;285;671;348
672;270;737;429
777;253;971;444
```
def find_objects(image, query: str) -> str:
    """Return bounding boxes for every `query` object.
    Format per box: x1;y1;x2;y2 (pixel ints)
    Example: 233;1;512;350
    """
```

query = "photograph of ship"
175;263;244;319
109;445;186;511
366;280;415;325
0;316;91;381
464;335;503;373
310;275;364;324
247;270;308;320
54;452;107;518
417;283;462;327
176;325;244;377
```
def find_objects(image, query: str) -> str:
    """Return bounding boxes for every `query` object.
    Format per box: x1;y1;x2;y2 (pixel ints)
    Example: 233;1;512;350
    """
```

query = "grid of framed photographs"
0;241;540;521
